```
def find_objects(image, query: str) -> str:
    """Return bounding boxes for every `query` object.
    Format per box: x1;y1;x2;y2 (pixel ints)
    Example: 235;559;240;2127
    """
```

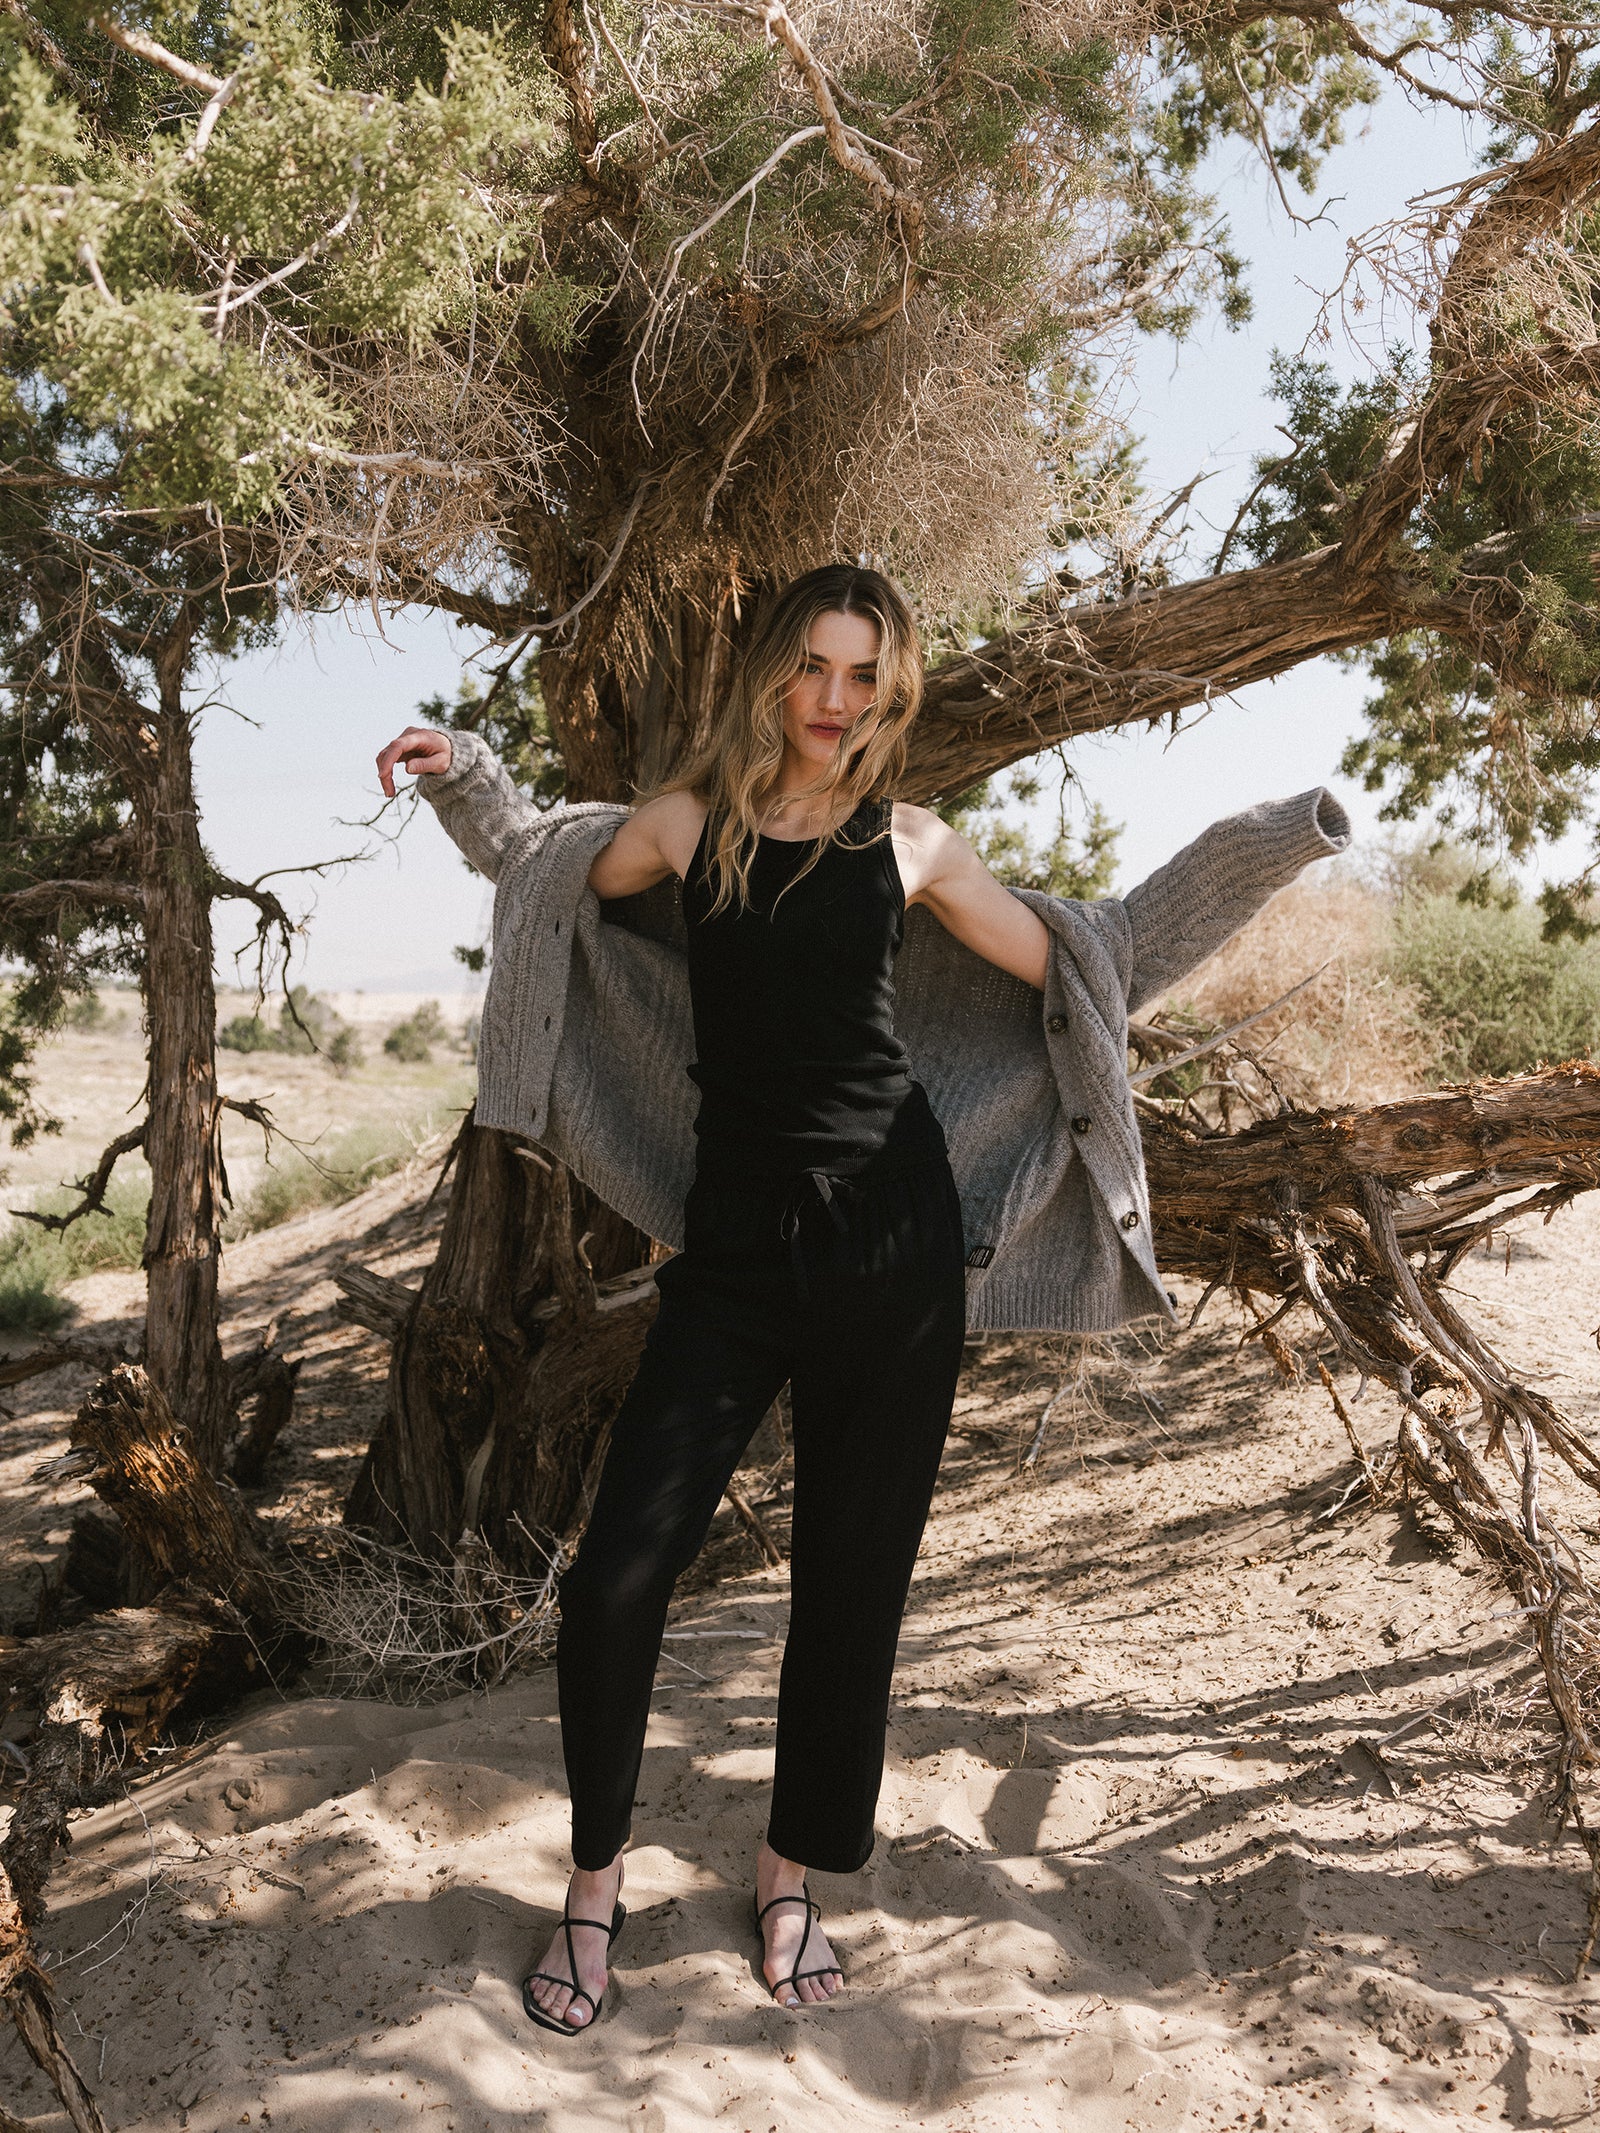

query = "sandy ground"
3;1177;1600;2129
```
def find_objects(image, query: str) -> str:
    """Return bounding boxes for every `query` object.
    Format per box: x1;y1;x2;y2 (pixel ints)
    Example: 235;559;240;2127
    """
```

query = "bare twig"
1129;966;1329;1087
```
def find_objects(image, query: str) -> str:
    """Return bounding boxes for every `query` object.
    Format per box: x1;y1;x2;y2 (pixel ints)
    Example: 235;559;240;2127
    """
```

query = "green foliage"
0;17;551;515
1387;891;1600;1080
939;770;1120;899
415;658;565;810
383;998;446;1063
1241;354;1600;925
0;1177;148;1331
1155;15;1379;197
217;984;352;1056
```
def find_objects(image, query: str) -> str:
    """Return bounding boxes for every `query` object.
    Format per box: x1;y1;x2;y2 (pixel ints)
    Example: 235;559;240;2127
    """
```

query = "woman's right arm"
585;790;705;898
376;725;536;884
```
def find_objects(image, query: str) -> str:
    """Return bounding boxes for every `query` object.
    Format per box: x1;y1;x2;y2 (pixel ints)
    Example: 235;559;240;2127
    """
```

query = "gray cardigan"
421;733;1351;1331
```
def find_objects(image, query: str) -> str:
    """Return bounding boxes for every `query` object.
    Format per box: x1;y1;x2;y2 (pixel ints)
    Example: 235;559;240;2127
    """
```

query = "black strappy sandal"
521;1896;627;2035
752;1883;844;2007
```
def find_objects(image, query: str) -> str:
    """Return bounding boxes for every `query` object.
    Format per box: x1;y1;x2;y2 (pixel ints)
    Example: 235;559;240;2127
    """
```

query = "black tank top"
682;795;946;1185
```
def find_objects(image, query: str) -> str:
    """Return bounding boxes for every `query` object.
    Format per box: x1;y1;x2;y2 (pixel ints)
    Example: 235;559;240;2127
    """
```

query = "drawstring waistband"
778;1170;855;1303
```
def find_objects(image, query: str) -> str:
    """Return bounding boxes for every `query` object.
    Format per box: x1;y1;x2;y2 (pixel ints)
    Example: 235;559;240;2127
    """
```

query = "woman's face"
779;609;881;776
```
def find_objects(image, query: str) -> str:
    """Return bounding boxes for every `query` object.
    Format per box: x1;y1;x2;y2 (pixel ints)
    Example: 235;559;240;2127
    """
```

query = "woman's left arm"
895;805;1050;990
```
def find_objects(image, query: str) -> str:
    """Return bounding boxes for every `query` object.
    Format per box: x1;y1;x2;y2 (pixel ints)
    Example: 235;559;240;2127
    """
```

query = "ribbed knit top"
681;797;945;1183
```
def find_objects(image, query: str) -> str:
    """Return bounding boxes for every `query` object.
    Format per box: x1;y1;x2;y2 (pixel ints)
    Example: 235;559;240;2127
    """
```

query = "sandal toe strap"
524;1969;599;2018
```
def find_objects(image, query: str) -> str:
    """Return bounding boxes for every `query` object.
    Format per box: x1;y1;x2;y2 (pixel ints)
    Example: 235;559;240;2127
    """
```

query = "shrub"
219;1013;275;1054
218;986;353;1059
326;1026;365;1073
0;1180;149;1332
64;991;108;1032
383;999;447;1064
1387;895;1600;1079
1161;876;1434;1108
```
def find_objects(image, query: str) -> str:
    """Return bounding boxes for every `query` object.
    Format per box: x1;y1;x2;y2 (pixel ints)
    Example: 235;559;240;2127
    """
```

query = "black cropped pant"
555;1155;967;1874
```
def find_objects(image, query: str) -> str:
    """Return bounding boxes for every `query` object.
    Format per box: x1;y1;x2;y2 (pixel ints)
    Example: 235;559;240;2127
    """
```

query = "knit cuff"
418;727;494;801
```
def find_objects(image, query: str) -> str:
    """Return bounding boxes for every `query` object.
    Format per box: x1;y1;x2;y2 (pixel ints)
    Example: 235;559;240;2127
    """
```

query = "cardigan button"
1071;1114;1091;1134
1120;1210;1140;1231
1046;1012;1068;1034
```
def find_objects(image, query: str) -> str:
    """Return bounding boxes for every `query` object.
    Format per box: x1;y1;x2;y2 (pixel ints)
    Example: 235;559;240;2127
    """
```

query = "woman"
376;564;1352;2033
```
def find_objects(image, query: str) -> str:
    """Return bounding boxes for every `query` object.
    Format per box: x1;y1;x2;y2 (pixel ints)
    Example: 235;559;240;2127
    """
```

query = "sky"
195;82;1496;997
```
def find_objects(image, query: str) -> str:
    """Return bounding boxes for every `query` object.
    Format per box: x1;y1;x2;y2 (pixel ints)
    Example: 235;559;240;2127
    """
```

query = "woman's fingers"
375;726;451;797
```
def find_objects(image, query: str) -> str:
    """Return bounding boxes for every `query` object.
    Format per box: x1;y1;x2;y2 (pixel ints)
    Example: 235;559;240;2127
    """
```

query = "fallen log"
1145;1059;1600;1289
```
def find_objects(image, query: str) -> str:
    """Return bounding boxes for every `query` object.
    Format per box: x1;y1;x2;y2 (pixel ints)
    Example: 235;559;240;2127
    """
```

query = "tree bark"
901;547;1406;801
346;1120;654;1564
127;668;232;1470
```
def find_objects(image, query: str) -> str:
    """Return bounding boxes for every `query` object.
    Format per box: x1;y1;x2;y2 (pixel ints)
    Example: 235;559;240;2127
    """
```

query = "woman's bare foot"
524;1853;625;2030
754;1840;843;2009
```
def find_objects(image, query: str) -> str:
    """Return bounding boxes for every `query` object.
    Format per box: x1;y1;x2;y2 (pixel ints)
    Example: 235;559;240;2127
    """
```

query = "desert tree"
10;8;1600;1820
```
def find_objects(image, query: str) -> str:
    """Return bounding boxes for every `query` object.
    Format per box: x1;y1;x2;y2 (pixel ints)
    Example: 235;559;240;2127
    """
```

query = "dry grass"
272;1528;564;1703
1161;873;1434;1108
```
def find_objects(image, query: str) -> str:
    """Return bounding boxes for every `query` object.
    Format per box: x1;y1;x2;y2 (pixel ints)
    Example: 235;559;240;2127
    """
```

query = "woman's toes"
565;1996;590;2027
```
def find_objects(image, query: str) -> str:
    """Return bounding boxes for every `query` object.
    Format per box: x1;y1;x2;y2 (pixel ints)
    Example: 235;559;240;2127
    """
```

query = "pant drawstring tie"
779;1170;853;1303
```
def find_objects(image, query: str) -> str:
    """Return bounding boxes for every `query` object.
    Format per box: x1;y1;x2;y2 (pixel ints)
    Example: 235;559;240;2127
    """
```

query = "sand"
4;1185;1600;2129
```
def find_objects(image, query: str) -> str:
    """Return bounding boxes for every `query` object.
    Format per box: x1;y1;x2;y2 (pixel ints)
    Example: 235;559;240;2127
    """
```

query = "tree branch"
12;1125;146;1235
0;1;89;95
0;879;143;924
91;12;227;94
903;546;1403;801
721;2;921;225
543;0;600;178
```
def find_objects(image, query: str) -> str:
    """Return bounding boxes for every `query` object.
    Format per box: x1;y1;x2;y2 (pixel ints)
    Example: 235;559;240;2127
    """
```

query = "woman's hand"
376;725;453;797
893;803;1051;990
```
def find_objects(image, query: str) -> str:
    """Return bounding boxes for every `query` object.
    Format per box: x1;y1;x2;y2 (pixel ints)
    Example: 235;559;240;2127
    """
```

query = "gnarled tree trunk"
130;667;232;1471
346;1119;658;1566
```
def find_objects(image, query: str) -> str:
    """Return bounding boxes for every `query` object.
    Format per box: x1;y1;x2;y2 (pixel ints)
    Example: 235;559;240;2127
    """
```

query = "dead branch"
227;1320;302;1487
334;1263;420;1340
720;2;921;224
0;879;143;922
0;1855;107;2133
1128;966;1329;1087
12;1123;146;1235
65;1364;278;1619
91;11;227;93
723;1481;784;1567
0;1336;128;1394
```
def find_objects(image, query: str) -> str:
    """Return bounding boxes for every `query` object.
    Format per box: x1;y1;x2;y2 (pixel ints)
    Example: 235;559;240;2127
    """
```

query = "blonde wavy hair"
659;565;924;916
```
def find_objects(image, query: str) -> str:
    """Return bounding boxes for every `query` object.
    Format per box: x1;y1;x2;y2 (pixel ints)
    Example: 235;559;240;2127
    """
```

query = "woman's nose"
817;668;853;714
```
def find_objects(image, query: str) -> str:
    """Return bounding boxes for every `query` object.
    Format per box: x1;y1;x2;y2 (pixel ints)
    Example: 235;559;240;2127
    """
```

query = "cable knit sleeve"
1121;787;1352;1014
414;729;540;885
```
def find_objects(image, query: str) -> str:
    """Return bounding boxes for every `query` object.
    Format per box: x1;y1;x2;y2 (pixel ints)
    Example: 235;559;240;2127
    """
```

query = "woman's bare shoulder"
890;801;965;854
632;787;707;831
629;788;708;878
